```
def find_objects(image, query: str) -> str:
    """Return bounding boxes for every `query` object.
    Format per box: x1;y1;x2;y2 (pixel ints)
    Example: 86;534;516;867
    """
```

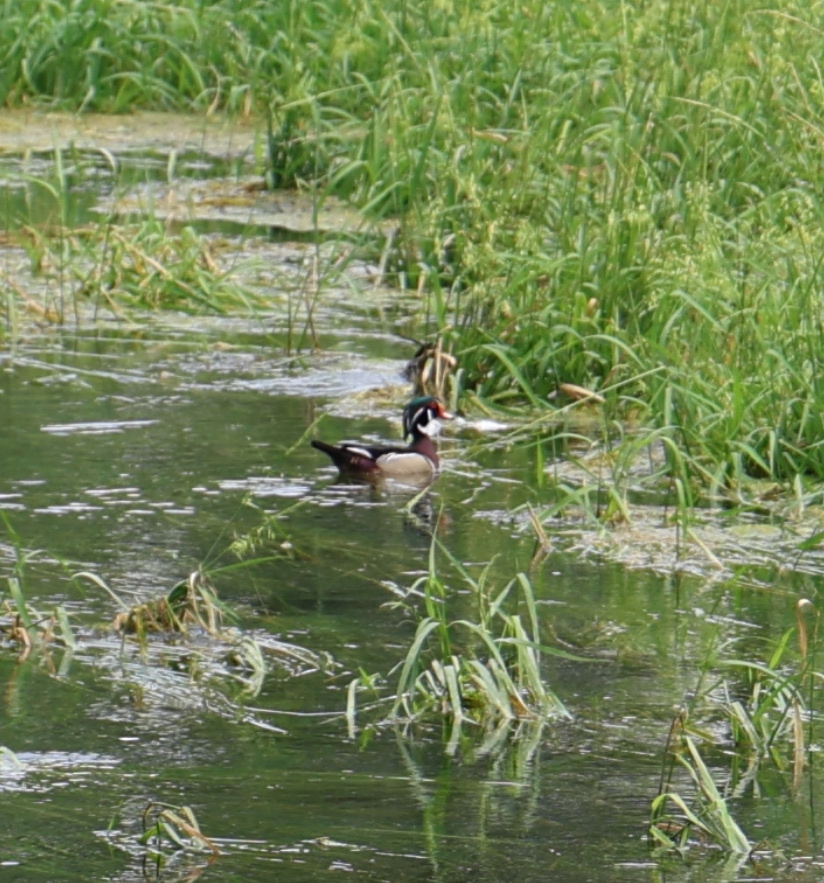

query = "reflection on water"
40;419;159;435
0;749;122;794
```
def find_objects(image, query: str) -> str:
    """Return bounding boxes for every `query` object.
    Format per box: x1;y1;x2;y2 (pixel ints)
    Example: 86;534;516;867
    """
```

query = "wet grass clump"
140;801;220;858
110;570;232;636
15;219;266;320
649;597;819;857
0;512;334;735
349;537;572;742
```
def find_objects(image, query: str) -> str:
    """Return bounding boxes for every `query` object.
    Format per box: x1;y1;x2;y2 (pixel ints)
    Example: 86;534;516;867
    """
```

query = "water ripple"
41;419;158;435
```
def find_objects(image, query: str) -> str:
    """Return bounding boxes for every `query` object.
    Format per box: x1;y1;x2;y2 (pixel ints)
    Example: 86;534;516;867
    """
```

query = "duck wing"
311;440;398;473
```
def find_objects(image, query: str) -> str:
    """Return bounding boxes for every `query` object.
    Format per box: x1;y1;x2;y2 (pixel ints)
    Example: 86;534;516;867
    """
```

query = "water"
1;122;823;881
0;326;802;883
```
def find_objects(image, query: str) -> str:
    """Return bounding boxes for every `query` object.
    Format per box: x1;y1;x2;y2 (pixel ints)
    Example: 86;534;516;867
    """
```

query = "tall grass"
4;0;824;484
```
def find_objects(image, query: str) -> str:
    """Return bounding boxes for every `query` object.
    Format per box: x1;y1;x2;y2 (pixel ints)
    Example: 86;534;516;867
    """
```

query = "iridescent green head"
402;396;451;439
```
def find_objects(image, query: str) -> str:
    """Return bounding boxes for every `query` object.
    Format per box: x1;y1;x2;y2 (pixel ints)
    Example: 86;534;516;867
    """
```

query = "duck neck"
409;432;439;467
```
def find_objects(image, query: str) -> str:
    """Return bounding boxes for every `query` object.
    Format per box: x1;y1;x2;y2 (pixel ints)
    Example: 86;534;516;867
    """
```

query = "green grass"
15;217;268;320
351;536;572;731
649;597;820;855
4;0;824;489
650;732;753;854
140;801;220;857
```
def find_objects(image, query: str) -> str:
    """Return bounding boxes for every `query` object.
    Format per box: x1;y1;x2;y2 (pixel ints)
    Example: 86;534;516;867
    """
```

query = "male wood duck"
311;396;451;479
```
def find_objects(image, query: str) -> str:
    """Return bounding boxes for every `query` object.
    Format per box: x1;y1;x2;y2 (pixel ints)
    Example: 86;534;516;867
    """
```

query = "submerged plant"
141;801;220;857
650;723;752;855
650;598;820;855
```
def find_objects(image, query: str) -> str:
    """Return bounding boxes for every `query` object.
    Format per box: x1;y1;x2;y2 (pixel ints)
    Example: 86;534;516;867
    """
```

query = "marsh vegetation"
3;0;824;878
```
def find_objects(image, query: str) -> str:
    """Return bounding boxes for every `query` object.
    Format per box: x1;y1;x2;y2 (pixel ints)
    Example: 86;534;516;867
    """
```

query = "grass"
140;801;220;857
3;0;824;493
650;729;753;855
0;513;75;659
15;217;268;320
347;535;572;740
649;596;819;855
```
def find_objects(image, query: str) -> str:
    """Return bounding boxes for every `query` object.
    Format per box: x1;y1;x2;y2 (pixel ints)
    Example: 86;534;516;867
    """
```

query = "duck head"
402;396;452;440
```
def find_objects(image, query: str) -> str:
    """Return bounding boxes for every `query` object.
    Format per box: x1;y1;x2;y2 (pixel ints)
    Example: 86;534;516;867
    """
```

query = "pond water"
1;116;824;882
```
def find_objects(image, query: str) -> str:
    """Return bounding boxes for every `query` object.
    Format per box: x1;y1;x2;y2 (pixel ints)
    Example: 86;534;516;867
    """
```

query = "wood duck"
402;339;457;398
311;396;451;479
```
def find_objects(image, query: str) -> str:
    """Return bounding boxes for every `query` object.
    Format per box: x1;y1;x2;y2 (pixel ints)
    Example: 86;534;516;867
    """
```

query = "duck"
311;396;451;479
402;339;457;398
